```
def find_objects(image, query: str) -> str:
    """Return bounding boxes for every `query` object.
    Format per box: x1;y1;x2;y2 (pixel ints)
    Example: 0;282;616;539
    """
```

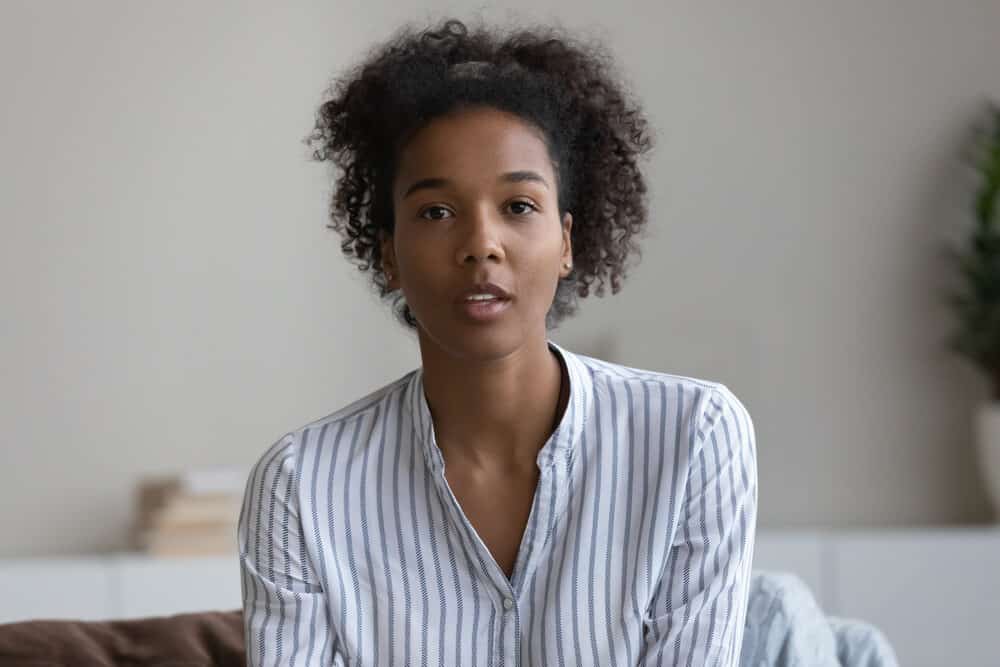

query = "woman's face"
381;105;573;360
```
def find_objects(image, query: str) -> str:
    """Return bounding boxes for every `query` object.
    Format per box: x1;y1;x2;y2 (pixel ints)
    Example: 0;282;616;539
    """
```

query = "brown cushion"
0;609;245;667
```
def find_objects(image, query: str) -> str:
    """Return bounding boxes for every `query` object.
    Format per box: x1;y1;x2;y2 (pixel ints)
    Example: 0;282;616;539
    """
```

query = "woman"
238;17;758;667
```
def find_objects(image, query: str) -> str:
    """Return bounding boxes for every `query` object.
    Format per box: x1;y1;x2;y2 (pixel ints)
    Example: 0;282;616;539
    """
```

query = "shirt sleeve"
238;433;347;666
637;385;759;667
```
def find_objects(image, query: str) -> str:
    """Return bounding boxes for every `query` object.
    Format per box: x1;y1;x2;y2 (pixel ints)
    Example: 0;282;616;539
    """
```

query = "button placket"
496;594;517;667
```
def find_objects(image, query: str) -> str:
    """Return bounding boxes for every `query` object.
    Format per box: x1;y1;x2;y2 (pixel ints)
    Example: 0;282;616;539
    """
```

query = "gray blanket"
741;570;899;667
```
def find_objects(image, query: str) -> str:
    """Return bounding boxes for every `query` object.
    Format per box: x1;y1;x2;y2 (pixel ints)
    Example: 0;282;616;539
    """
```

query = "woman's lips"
456;297;511;322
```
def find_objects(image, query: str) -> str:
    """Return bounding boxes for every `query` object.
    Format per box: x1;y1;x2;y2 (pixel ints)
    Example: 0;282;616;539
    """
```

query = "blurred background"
1;1;998;664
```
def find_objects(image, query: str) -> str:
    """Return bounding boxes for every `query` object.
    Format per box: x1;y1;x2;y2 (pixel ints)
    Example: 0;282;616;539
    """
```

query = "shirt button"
503;597;513;611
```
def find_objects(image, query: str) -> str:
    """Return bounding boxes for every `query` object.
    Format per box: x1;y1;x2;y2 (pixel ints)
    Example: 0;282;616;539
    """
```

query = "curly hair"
303;17;654;330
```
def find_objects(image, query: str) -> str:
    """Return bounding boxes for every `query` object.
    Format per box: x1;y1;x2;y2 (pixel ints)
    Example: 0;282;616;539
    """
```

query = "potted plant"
944;100;1000;520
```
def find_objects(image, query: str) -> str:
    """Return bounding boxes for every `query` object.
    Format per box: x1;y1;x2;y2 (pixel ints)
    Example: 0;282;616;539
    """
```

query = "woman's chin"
416;320;532;362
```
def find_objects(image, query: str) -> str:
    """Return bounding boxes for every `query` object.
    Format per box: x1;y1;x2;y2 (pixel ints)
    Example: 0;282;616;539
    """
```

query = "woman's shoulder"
297;369;416;437
572;353;758;487
575;351;738;400
248;368;418;473
571;351;754;436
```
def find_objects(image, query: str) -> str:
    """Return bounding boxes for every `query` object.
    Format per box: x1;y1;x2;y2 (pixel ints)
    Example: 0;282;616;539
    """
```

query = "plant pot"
973;400;1000;521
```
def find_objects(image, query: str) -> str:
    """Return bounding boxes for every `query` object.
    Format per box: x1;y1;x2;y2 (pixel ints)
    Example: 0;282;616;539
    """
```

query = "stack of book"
133;466;245;557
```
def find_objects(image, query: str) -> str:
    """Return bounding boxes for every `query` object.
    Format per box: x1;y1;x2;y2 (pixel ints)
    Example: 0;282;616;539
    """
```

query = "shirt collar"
405;338;594;474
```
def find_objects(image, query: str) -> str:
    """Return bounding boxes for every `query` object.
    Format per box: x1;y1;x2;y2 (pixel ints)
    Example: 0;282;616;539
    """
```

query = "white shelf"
0;553;240;624
0;556;113;622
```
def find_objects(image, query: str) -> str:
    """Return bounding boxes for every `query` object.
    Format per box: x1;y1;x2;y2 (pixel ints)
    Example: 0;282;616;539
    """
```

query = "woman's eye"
508;200;538;216
418;201;537;220
419;205;452;220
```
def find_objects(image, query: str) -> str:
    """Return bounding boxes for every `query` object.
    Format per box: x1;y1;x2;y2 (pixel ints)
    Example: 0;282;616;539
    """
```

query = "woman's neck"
417;333;569;475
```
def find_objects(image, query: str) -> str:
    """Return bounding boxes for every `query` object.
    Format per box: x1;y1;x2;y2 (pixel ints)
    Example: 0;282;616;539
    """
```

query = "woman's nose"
455;206;505;266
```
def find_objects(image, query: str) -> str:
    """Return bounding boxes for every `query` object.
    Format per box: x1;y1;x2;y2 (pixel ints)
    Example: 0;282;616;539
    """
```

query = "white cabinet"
113;554;242;619
1;528;998;666
751;527;1000;667
0;554;239;624
829;528;1000;667
750;529;829;603
0;557;113;622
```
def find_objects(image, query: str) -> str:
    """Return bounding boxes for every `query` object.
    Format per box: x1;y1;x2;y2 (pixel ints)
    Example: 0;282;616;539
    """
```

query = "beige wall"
2;0;998;557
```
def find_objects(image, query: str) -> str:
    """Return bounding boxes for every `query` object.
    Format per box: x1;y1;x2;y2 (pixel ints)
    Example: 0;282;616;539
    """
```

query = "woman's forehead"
393;108;556;193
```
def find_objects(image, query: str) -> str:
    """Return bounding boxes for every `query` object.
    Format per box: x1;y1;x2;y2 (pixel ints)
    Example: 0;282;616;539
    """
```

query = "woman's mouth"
457;295;512;322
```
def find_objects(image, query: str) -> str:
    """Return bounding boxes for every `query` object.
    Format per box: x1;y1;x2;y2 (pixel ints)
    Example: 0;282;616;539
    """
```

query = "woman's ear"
560;211;573;277
380;232;398;288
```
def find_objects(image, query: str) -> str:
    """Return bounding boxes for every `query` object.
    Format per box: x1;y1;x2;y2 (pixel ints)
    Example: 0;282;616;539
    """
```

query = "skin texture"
379;106;573;577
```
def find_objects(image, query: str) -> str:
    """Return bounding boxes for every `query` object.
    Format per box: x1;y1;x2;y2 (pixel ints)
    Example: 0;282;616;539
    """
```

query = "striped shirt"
238;339;758;666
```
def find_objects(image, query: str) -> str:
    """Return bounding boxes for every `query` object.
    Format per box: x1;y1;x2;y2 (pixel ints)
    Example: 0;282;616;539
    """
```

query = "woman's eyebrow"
402;170;549;199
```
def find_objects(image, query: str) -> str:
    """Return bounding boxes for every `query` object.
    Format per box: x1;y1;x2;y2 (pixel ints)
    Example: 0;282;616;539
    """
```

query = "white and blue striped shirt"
238;339;758;666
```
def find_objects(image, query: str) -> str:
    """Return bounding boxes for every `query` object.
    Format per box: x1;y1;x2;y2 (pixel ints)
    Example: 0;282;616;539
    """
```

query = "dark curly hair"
303;17;654;330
